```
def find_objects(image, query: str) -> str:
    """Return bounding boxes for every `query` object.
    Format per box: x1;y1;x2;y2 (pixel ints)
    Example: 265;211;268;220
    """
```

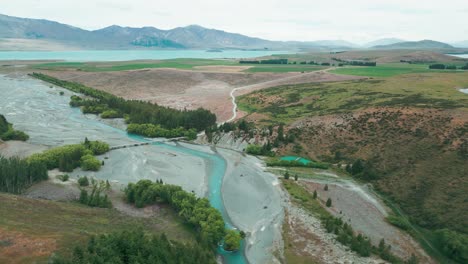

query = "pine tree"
324;184;329;191
313;190;317;199
284;171;290;180
294;174;298;181
326;198;332;207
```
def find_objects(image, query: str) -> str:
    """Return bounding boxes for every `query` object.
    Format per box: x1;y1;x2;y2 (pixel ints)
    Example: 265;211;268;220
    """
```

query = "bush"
78;176;89;186
224;229;242;251
57;174;69;182
80;155;101;171
1;129;29;141
386;214;411;231
246;143;274;156
100;110;122;119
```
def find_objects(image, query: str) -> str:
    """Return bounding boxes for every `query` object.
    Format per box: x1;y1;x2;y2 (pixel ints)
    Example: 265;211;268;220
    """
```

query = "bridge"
109;137;186;150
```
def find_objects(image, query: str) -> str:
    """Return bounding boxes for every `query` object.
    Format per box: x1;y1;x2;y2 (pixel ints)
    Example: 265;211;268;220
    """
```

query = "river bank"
0;73;284;264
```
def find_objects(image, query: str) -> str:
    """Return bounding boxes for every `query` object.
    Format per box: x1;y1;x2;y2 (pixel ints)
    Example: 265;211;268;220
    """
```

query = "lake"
447;53;468;59
0;50;291;61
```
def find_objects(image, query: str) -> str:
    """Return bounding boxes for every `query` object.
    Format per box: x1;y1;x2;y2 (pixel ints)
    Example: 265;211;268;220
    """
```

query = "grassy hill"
238;68;468;262
0;193;195;263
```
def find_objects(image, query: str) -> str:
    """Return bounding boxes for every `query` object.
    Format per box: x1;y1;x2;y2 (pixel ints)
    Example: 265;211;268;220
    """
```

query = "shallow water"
0;74;250;263
281;155;311;165
0;50;290;62
447;53;468;59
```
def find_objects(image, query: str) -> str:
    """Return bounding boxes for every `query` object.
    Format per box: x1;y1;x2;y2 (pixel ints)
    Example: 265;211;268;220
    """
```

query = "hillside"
238;70;468;262
364;38;406;47
0;192;196;263
372;40;454;50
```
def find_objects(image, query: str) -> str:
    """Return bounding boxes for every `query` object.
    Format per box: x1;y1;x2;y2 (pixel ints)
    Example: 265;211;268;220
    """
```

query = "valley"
0;43;467;264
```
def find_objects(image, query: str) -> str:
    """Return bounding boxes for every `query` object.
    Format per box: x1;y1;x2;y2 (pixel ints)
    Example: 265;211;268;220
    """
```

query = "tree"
79;189;88;204
313;190;317;199
326;198;332;207
277;124;285;141
294;174;298;181
223;230;242;251
239;231;246;239
324;184;329;191
284;171;290;180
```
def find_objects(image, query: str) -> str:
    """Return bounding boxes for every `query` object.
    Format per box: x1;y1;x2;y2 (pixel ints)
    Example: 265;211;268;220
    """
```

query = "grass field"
243;65;326;73
238;72;468;124
0;193;195;263
32;58;238;72
331;63;445;77
32;59;330;73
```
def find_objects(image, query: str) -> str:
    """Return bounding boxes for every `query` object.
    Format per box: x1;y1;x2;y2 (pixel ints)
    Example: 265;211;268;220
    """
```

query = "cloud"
0;0;467;43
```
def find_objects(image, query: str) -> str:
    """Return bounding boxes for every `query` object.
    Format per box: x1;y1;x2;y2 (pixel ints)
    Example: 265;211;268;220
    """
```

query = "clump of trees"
79;181;111;208
0;114;29;141
124;180;242;250
435;229;468;263
324;216;405;262
246;143;274;156
51;229;217;264
345;159;379;180
0;156;48;194
27;139;108;172
127;123;197;139
31;73;217;135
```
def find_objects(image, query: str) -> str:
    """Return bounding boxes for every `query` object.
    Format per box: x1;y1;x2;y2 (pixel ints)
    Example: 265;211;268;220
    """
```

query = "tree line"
239;59;288;64
0;156;48;194
31;73;217;133
124;180;242;251
0;139;108;194
429;63;468;70
51;229;217;264
332;58;377;66
0;114;29;141
127;123;197;139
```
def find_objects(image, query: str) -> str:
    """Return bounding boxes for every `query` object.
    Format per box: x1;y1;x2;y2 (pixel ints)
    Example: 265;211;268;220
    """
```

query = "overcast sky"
1;0;467;44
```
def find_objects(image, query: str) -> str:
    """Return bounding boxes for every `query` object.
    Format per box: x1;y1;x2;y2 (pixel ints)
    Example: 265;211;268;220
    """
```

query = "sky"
1;0;468;44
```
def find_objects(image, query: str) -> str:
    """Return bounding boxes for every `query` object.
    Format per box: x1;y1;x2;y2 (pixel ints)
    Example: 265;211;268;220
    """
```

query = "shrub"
57;174;69;182
80;155;101;171
78;176;90;186
100;110;122;119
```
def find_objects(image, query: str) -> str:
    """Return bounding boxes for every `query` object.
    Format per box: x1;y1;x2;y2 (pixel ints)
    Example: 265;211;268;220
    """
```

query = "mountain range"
0;14;462;51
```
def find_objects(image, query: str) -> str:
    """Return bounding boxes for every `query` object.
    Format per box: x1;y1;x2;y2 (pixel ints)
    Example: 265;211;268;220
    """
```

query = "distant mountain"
372;40;454;50
363;38;405;48
308;40;358;48
0;14;275;49
451;41;468;48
